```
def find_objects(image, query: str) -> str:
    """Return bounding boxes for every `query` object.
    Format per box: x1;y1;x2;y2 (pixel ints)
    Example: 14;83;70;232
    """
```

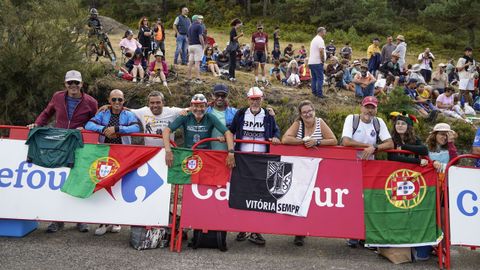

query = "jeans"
355;83;374;97
229;51;237;78
174;34;188;64
309;64;324;96
420;69;432;83
155;40;165;56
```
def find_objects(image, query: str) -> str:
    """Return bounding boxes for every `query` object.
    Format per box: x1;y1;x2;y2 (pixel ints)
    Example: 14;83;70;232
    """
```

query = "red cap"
361;96;378;107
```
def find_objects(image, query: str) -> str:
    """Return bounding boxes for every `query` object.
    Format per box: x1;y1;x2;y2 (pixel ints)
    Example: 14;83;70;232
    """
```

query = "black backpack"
189;230;228;252
352;114;381;143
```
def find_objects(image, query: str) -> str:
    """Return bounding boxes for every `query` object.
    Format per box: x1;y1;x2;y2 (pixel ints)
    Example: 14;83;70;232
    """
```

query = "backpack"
189;230;227;252
130;226;167;250
352;114;381;142
473;96;480;111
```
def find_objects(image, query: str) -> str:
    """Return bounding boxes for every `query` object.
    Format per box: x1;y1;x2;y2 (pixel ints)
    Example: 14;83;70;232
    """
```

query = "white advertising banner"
0;139;171;226
448;166;480;246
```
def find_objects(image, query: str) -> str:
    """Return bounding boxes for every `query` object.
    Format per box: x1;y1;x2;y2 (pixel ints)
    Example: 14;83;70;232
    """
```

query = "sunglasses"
111;98;124;102
66;81;80;85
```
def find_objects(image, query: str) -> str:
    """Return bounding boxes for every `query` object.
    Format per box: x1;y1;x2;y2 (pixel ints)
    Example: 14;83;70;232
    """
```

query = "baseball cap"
213;84;228;95
247;87;263;98
192;15;204;21
353;60;360;66
154;50;164;57
361;96;378;107
396;35;405;41
432;123;452;133
65;70;82;82
191;93;207;104
407;78;418;85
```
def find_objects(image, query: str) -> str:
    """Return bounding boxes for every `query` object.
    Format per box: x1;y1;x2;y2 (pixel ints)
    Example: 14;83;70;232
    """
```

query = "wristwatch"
373;143;378;151
316;139;321;146
228;149;234;154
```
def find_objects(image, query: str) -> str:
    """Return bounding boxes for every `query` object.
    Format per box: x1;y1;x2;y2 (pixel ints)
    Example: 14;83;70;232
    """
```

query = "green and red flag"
167;147;230;186
61;144;160;198
363;160;443;247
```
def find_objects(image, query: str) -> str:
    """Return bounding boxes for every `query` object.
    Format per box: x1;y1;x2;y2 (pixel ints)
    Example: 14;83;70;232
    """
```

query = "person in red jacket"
28;70;98;130
27;70;98;234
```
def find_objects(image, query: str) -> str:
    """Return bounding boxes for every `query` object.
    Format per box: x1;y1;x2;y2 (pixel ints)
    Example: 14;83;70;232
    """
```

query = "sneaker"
193;78;203;84
163;81;168;87
132;78;137;83
95;225;110;236
77;223;89;233
46;222;64;233
248;233;266;245
346;239;360;248
229;77;236;82
236;232;248;241
111;225;121;233
293;236;305;246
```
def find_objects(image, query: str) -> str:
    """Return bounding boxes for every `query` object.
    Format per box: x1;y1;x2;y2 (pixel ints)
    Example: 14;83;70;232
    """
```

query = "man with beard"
341;96;393;248
206;84;238;150
131;91;187;146
341;96;393;161
229;87;281;246
162;94;235;168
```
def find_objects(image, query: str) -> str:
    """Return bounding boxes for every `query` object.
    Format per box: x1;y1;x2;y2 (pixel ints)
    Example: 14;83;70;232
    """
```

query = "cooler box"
0;219;38;237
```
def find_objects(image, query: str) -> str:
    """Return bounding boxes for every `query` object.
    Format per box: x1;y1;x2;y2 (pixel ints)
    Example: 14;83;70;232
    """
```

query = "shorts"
188;45;204;62
254;51;266;64
459;78;474;90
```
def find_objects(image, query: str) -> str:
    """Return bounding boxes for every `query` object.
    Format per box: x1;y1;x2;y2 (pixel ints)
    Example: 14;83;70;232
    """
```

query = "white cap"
247;87;263;98
191;93;207;104
65;70;82;82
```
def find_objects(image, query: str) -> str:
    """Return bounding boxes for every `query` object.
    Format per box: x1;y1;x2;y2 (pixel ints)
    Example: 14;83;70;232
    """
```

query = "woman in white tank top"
281;100;337;246
282;100;337;148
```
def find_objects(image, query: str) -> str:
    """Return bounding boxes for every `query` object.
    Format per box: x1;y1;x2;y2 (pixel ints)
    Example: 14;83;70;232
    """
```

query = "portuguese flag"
363;160;443;247
61;144;160;198
167;147;230;186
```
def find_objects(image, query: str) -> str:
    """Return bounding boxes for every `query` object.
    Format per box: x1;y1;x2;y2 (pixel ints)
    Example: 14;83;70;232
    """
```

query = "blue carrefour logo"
121;163;164;203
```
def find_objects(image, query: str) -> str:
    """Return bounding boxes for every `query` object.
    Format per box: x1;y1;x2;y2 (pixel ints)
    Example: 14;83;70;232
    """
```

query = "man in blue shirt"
187;15;205;84
472;128;480;167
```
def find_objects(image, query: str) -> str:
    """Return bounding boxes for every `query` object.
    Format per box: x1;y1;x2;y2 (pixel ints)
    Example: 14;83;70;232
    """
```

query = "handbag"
226;41;239;53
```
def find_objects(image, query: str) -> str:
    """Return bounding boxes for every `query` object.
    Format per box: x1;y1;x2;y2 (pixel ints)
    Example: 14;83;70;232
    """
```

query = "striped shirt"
296;118;323;140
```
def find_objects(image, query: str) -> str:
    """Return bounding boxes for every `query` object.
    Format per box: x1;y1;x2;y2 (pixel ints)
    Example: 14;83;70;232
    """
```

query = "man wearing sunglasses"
28;70;98;130
205;84;238;150
163;93;235;168
85;89;140;145
27;70;97;233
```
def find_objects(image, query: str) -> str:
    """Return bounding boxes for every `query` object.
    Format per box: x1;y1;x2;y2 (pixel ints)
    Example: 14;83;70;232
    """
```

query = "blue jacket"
206;106;237;128
85;109;140;144
229;107;281;152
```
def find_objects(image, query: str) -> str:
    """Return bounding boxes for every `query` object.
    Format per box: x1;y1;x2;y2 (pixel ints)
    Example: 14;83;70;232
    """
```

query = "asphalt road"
0;222;479;270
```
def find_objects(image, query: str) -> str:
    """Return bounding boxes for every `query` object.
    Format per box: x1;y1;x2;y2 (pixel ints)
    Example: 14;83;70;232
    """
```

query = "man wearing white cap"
229;86;281;246
28;70;98;130
27;70;98;233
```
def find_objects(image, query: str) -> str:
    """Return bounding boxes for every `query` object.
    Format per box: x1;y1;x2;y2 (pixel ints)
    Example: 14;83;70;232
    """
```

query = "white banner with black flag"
228;153;321;217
